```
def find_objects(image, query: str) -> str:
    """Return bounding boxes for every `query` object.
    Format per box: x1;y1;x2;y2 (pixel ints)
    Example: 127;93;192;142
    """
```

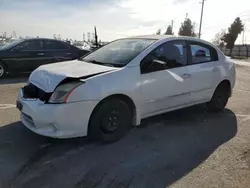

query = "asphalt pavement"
0;63;249;188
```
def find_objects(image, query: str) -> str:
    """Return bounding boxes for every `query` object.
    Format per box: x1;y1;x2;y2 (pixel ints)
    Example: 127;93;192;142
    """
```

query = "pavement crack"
73;171;106;188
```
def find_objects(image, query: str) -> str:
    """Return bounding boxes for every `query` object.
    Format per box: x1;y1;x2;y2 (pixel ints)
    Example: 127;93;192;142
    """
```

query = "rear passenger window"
44;40;69;50
190;42;218;64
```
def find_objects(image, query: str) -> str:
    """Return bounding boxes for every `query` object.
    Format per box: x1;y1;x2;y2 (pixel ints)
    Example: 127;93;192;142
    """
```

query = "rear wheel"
88;99;132;142
0;62;6;78
207;82;230;112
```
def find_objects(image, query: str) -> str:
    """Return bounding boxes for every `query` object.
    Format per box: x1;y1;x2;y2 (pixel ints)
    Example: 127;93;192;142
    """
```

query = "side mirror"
142;59;167;73
11;45;22;52
11;48;18;52
152;59;167;70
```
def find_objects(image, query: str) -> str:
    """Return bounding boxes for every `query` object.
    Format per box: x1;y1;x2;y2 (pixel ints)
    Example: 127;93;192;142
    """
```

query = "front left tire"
0;62;6;78
88;98;132;143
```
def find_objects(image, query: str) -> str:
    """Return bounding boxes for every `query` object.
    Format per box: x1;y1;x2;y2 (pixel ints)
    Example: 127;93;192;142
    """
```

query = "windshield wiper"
81;59;123;67
82;59;119;67
82;59;104;64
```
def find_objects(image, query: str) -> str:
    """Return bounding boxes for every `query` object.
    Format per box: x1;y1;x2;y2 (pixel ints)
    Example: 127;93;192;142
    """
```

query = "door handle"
66;53;72;55
37;53;44;56
213;67;219;72
181;73;191;79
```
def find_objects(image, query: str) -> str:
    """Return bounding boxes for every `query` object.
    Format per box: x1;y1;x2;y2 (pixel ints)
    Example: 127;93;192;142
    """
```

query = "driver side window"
141;40;187;74
16;40;43;51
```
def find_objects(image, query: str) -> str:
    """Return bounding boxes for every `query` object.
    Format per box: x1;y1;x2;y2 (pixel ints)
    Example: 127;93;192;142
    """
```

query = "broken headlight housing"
48;81;83;104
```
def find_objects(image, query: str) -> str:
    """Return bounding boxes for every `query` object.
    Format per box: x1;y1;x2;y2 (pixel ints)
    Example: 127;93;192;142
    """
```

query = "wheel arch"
0;60;8;69
0;60;8;77
216;79;232;97
88;94;138;134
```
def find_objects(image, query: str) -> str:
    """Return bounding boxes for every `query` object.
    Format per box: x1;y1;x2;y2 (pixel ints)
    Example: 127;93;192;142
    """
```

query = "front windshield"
81;38;156;67
1;40;24;50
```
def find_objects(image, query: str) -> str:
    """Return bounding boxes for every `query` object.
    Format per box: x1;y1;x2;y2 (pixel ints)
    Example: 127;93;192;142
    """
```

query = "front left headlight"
48;81;83;104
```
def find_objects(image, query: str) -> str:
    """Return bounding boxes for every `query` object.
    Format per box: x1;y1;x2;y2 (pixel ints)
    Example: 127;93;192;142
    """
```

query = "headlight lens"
48;81;83;103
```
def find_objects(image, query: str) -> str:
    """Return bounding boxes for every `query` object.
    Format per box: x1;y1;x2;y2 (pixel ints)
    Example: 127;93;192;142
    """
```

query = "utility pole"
83;32;85;42
87;32;91;42
198;0;205;38
242;25;245;44
171;20;174;34
94;26;98;47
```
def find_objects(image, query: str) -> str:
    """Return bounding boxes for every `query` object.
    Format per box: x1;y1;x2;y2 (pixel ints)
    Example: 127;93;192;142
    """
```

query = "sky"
1;0;250;43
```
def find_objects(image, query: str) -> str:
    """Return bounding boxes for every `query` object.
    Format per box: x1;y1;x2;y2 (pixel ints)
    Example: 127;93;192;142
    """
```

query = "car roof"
125;34;211;44
129;35;176;40
21;38;74;47
23;38;68;42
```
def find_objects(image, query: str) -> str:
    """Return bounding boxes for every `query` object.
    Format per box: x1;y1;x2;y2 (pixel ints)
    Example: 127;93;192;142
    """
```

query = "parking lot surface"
0;64;249;188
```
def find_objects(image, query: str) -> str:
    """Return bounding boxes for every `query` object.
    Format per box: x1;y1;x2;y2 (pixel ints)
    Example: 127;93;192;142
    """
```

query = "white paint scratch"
228;114;250;118
237;114;250;117
236;89;250;92
233;114;250;122
0;104;16;110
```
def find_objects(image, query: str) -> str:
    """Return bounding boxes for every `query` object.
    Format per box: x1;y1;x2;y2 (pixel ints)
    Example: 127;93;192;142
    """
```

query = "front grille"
22;83;52;102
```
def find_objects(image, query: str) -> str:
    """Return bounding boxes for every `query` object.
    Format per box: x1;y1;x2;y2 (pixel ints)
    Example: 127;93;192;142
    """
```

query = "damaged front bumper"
17;89;98;139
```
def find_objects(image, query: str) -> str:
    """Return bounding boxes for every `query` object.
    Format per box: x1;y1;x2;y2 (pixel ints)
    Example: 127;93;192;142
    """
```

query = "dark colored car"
0;38;90;78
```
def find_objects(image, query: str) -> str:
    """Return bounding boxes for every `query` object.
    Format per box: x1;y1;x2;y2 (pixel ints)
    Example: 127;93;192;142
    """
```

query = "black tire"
207;82;230;112
0;62;6;79
88;99;132;143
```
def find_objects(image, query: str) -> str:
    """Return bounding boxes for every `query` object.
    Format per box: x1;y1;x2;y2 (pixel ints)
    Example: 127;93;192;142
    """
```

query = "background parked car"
0;38;90;78
72;41;91;51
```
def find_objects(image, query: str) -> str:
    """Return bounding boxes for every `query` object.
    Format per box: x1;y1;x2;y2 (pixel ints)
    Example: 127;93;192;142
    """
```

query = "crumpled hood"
29;60;118;92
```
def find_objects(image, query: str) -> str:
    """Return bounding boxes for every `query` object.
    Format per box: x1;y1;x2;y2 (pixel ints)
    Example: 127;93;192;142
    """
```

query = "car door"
140;40;193;117
186;41;221;102
7;40;44;72
42;40;73;65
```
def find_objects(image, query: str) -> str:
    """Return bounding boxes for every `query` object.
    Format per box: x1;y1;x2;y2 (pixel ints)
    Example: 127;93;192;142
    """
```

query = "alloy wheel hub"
102;111;120;132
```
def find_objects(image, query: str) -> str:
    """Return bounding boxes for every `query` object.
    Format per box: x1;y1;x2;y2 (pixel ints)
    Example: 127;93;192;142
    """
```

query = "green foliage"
165;25;173;35
221;17;244;51
178;18;196;37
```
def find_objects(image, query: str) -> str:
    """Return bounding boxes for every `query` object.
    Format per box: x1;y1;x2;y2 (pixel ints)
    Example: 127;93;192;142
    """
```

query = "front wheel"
88;99;132;142
207;82;230;112
0;63;6;78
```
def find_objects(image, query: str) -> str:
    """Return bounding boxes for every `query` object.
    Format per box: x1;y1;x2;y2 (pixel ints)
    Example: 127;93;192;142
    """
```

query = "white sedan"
17;35;236;142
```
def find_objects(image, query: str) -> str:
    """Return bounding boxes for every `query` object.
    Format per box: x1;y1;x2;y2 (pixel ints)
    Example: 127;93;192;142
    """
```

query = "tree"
156;29;161;35
221;17;244;56
211;29;226;48
165;25;173;35
178;18;196;37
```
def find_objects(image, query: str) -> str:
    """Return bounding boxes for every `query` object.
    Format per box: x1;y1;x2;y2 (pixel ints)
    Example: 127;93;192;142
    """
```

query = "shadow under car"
0;106;237;188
